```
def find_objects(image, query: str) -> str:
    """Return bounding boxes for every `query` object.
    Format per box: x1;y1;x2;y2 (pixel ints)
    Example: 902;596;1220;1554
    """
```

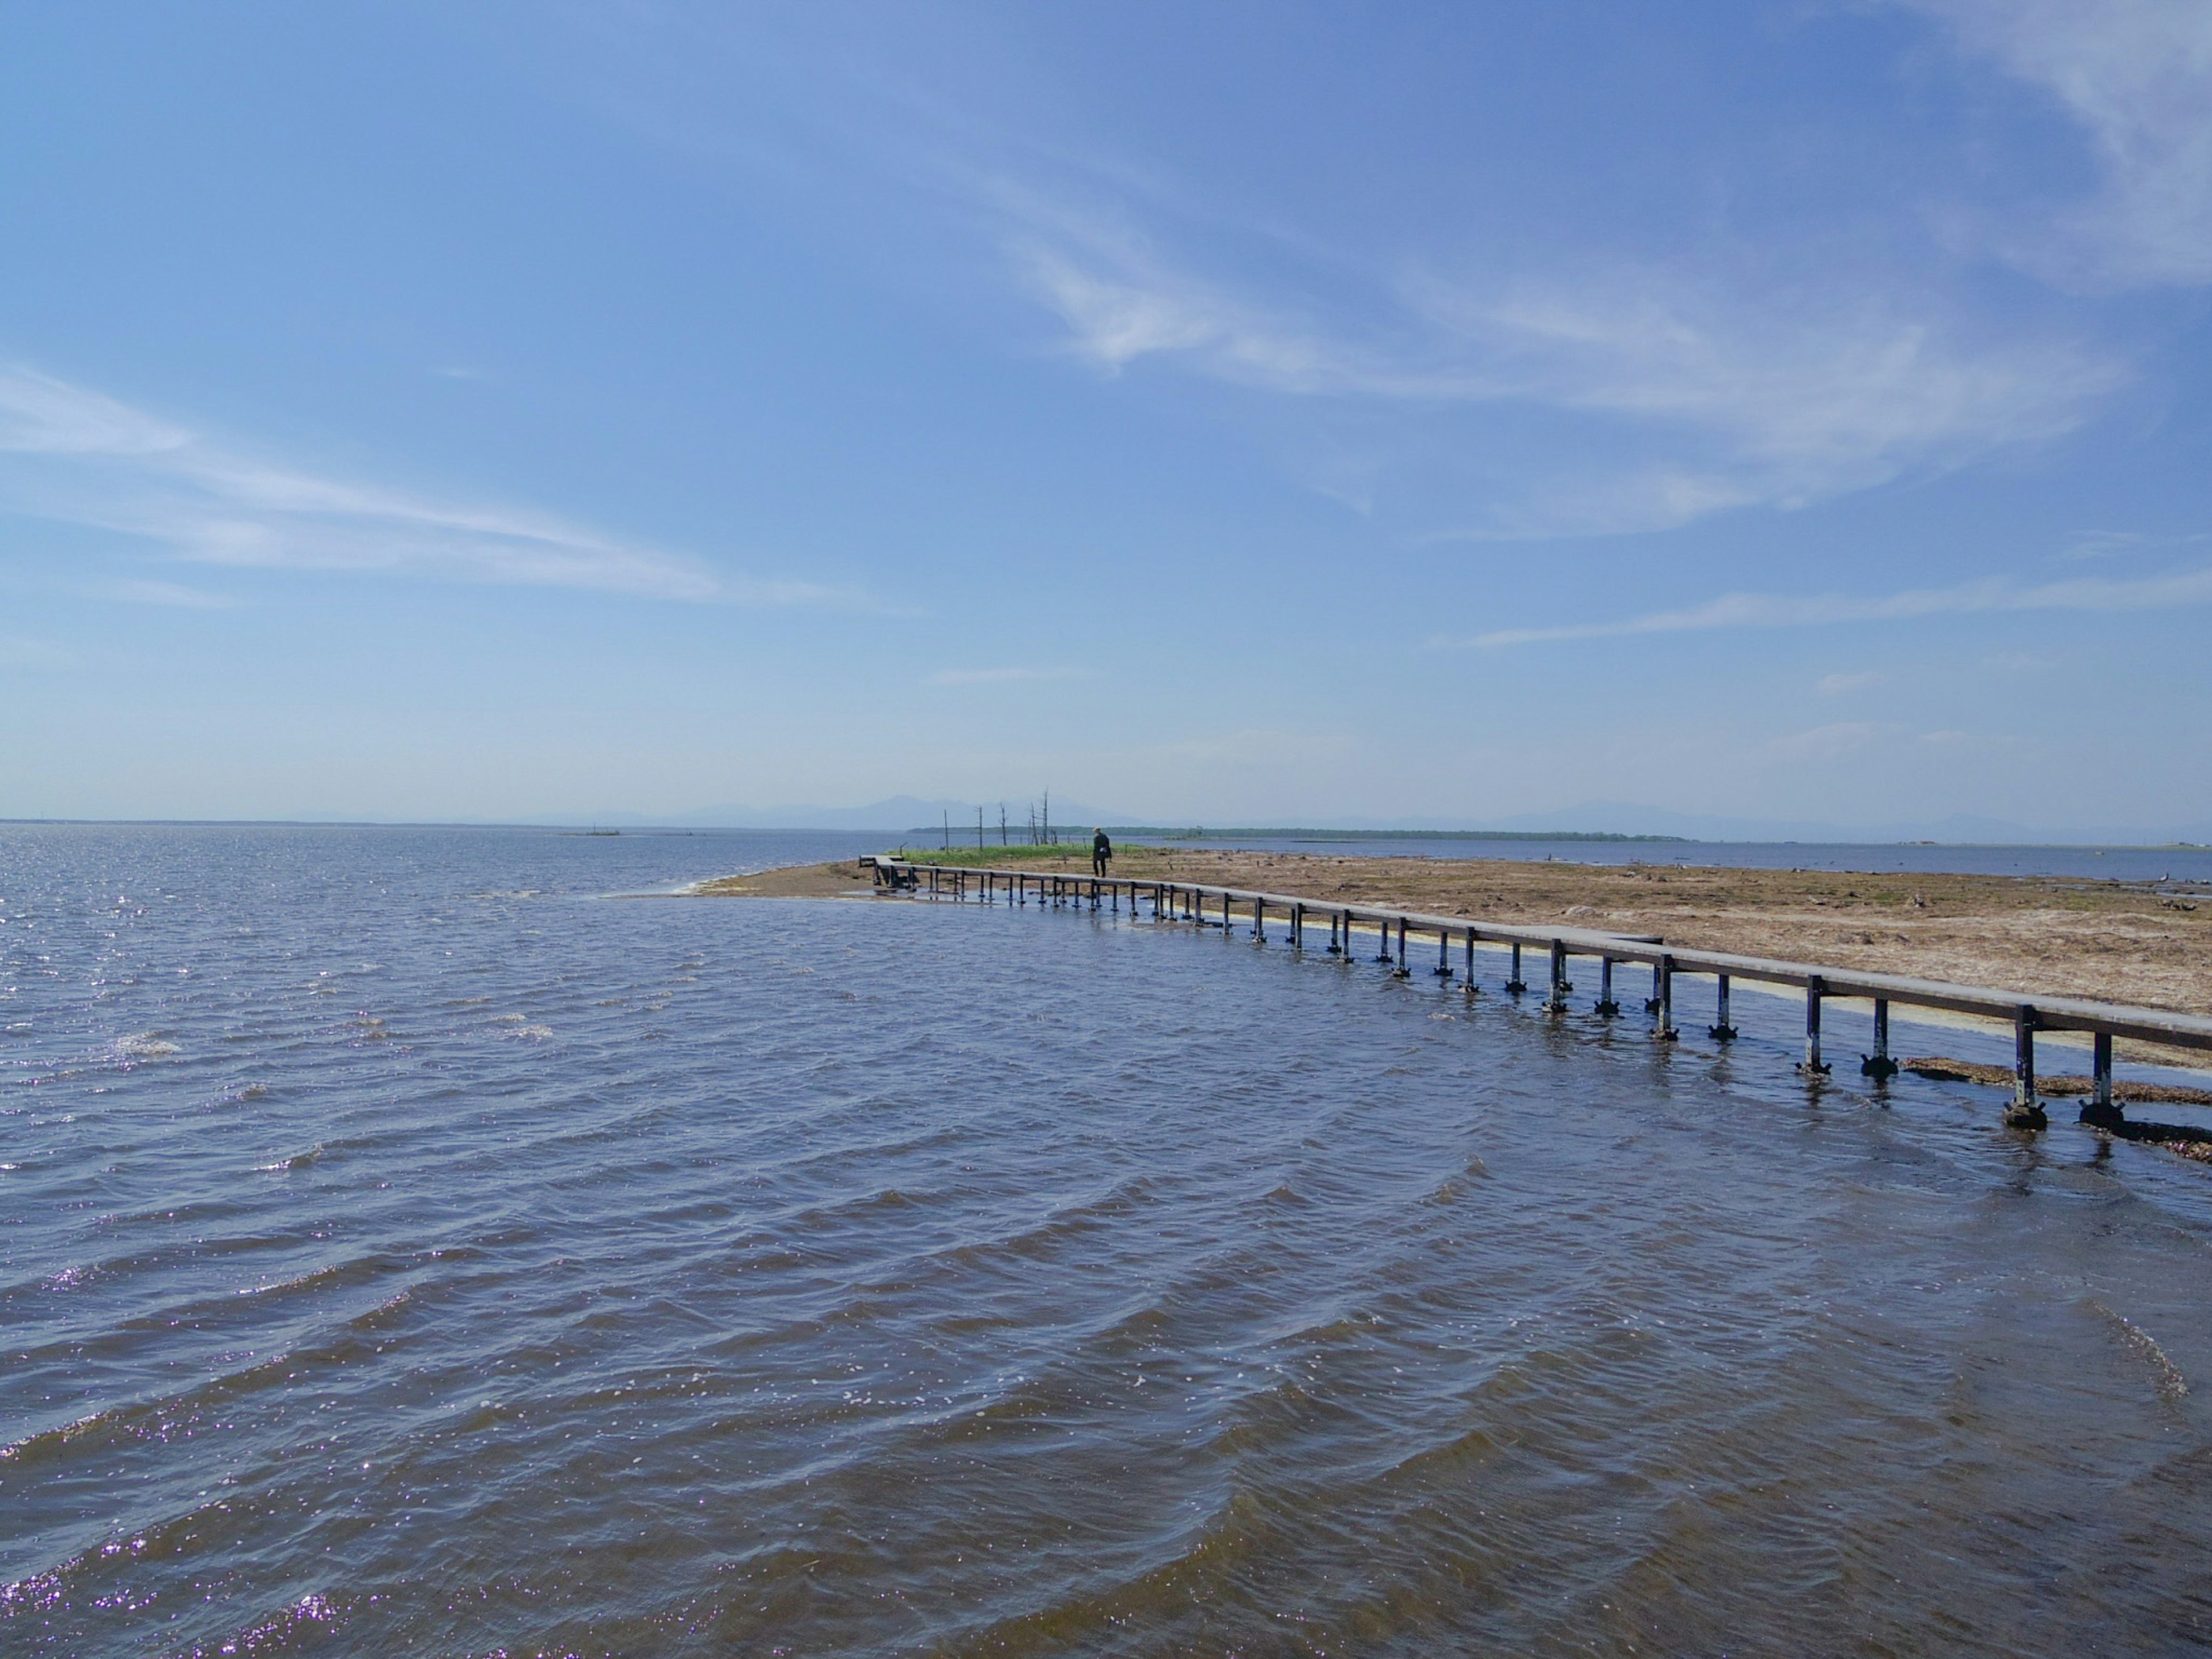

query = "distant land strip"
906;826;1691;843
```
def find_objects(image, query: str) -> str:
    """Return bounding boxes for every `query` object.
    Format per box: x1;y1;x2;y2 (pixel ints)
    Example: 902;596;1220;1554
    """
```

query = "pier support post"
2082;1032;2124;1130
1654;956;1678;1041
1799;977;1831;1076
1373;916;1393;965
1546;940;1570;1012
1435;929;1453;978
2005;1007;2047;1130
1255;899;1266;942
1290;902;1303;948
1328;911;1340;954
1506;942;1527;995
1860;998;1897;1078
1464;929;1479;993
1595;957;1619;1017
1394;917;1410;977
1711;974;1737;1042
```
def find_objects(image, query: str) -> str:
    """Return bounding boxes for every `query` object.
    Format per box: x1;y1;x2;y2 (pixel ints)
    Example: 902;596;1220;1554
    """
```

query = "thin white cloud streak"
1444;563;2212;648
0;368;861;605
1816;671;1883;695
0;634;74;666
1001;194;2123;533
84;578;236;609
926;665;1093;685
1906;0;2212;287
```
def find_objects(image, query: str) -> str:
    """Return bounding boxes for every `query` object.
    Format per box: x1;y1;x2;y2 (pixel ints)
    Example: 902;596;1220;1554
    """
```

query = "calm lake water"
7;824;2212;1656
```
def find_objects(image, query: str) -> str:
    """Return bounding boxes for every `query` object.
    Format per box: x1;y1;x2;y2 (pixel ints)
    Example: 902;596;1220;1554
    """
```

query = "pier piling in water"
1711;973;1737;1042
1596;956;1619;1017
2006;1009;2047;1130
1801;978;1831;1075
2084;1032;2123;1128
1546;940;1570;1013
1862;998;1896;1078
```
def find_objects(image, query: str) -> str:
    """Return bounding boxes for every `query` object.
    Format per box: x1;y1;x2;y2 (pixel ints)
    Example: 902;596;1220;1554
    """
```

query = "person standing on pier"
1092;827;1112;877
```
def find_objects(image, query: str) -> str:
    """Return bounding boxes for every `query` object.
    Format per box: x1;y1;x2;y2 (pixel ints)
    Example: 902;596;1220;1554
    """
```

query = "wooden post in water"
1464;929;1478;990
1711;974;1737;1041
1254;899;1266;942
1595;957;1619;1017
2005;1007;2047;1130
1800;976;1831;1075
1861;998;1895;1077
1394;916;1410;976
2084;1032;2123;1129
1654;956;1678;1041
1327;911;1340;954
1545;940;1569;1012
1290;902;1304;947
1506;942;1527;995
1434;927;1452;978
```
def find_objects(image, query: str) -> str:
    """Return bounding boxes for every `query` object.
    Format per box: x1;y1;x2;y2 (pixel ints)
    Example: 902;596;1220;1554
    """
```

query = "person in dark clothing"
1091;828;1112;876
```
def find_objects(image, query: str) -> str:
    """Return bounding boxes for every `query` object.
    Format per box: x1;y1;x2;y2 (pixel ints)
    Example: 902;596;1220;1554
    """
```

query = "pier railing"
874;858;2212;1131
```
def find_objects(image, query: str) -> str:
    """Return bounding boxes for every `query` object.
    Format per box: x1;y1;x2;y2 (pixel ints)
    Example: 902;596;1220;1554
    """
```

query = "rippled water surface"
8;824;2212;1656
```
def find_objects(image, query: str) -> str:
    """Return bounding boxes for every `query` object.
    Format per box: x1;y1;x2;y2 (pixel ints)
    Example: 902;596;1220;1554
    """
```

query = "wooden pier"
872;858;2212;1132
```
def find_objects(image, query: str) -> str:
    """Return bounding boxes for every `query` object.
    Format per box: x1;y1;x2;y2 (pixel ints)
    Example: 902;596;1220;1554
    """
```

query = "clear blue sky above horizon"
5;2;2211;832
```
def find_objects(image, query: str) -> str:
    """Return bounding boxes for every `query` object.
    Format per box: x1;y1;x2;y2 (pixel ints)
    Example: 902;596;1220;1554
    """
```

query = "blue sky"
5;2;2211;832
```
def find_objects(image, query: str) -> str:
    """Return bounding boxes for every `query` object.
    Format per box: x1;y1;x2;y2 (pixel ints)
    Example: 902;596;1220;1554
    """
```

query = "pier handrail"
880;859;2212;1055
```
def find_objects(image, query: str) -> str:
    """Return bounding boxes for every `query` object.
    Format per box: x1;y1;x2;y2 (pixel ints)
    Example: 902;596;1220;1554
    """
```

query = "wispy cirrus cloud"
0;634;73;667
1001;192;2122;534
1816;671;1883;695
926;665;1093;685
1440;563;2212;649
82;578;237;609
0;367;862;605
1904;0;2212;288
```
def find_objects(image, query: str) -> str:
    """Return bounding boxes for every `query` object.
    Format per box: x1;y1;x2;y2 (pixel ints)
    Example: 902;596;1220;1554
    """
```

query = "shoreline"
698;847;2212;1016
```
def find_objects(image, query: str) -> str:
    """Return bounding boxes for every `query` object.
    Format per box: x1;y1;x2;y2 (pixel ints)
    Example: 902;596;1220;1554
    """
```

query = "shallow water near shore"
8;824;2212;1656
